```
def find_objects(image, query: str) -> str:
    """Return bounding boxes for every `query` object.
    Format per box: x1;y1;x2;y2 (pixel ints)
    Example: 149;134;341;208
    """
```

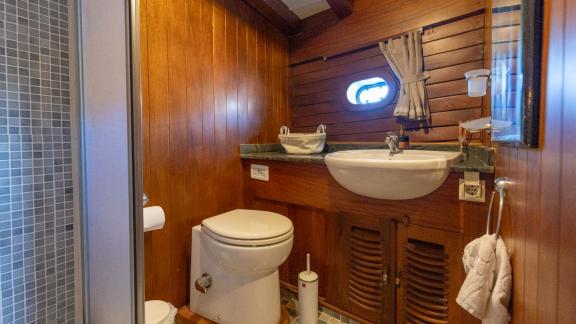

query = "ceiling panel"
282;0;330;19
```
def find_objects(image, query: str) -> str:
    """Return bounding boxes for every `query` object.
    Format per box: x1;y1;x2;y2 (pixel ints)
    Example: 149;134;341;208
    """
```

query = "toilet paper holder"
143;193;149;206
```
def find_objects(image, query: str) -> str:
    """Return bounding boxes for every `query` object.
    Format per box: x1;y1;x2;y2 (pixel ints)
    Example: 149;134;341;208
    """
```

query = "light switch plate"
459;179;486;202
250;164;269;181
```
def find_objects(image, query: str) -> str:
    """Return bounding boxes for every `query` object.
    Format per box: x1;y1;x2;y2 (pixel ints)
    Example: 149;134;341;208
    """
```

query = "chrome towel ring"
486;177;509;239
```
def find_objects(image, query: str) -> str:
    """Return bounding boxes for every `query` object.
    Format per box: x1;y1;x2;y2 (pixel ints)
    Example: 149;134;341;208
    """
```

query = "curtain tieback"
399;72;430;84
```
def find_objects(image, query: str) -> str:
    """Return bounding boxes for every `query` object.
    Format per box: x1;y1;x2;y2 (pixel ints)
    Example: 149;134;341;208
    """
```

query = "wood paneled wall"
291;13;488;142
496;0;576;322
290;0;486;64
140;0;289;306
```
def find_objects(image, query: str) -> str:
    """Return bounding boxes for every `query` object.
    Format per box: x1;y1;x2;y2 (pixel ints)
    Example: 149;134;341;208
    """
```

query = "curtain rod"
289;8;486;68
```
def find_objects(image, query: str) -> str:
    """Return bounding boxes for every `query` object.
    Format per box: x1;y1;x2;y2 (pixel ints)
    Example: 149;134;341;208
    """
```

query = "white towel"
456;234;512;324
483;238;512;324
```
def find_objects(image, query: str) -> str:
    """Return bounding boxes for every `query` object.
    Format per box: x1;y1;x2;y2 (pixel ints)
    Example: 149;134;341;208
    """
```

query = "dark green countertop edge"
239;143;495;174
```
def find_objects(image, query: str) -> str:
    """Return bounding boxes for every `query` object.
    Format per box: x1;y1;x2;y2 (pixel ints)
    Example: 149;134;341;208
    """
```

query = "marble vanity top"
239;143;495;173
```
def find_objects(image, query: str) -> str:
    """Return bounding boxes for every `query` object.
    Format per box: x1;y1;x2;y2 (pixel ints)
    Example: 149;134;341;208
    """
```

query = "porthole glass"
346;77;390;105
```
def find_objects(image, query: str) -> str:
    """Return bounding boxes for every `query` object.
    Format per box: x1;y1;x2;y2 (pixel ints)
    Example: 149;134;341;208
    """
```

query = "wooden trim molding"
327;0;354;19
242;0;302;34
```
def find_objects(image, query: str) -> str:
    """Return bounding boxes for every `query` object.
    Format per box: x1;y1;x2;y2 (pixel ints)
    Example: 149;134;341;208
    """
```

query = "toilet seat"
202;226;294;246
201;209;294;247
145;300;173;324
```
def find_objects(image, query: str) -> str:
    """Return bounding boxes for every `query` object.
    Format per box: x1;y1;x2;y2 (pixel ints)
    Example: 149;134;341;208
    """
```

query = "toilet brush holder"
298;254;318;324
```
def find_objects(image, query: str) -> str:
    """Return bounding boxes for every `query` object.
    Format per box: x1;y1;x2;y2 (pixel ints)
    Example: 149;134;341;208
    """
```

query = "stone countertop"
240;143;495;174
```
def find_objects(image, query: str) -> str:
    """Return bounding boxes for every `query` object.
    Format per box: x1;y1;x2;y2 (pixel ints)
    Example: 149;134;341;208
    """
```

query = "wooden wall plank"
200;0;218;219
424;45;485;70
294;108;480;136
496;0;576;323
534;0;562;320
427;79;469;99
292;103;395;128
225;6;243;210
422;14;485;42
292;56;388;86
429;94;483;112
167;0;192;304
422;29;485;56
184;0;205;307
427;61;484;85
141;0;289;306
329;126;480;142
213;0;227;212
558;0;576;321
292;101;344;117
146;0;173;302
291;47;382;76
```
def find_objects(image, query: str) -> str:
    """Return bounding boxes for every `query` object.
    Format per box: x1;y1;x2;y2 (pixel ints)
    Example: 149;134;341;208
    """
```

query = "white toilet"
189;209;294;324
145;300;176;324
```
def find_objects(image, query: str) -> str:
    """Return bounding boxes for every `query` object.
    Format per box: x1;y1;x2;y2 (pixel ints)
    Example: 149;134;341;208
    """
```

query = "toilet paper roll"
144;206;165;232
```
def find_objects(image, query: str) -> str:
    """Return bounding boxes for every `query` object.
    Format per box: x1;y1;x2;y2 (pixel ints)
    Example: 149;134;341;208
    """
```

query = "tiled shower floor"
281;289;362;324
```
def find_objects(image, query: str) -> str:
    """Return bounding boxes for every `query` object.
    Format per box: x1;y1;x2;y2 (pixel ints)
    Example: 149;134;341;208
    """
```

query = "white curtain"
379;30;430;120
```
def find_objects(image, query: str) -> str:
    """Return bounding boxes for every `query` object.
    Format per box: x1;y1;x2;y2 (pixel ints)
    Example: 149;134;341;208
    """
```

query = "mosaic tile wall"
0;0;75;323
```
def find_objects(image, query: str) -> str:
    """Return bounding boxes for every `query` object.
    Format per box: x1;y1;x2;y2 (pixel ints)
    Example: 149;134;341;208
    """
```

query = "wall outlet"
459;179;486;202
250;164;269;181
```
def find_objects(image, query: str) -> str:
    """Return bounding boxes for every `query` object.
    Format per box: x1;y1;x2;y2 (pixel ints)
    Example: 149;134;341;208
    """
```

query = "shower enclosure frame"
128;0;146;322
77;0;145;322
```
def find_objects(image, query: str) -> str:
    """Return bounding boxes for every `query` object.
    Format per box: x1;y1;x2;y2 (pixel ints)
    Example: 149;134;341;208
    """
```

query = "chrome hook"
143;193;149;207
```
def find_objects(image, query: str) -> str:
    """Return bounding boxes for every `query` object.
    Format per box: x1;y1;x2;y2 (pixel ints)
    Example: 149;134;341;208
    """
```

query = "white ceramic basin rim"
325;149;461;170
324;149;462;200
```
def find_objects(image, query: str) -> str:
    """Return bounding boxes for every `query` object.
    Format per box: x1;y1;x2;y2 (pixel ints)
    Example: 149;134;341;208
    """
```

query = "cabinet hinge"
382;266;389;285
395;271;402;287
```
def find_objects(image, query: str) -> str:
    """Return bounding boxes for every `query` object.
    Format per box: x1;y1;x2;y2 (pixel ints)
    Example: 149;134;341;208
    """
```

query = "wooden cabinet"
244;160;488;324
396;223;464;324
337;213;396;323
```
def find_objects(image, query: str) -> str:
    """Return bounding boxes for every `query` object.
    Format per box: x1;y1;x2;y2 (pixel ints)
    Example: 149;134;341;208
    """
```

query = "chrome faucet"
385;132;402;156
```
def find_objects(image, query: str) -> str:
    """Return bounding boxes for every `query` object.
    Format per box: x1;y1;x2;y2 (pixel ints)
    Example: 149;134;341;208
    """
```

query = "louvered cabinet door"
338;213;396;324
396;223;464;324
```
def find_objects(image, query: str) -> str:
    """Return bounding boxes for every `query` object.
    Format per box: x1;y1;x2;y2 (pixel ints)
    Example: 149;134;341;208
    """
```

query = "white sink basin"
324;150;462;200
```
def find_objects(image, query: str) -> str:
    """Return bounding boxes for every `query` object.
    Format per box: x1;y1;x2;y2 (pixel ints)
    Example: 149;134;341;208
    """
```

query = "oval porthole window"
340;70;397;112
346;77;390;105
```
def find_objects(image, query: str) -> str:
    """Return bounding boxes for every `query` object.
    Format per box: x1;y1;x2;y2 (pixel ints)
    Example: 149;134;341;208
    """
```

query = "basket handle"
316;124;327;134
280;126;290;136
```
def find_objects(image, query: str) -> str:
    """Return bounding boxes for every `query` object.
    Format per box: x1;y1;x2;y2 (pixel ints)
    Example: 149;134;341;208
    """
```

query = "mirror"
490;0;544;147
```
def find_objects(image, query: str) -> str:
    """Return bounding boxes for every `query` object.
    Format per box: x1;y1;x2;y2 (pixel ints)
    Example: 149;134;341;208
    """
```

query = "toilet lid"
145;300;170;324
202;209;293;240
203;226;293;246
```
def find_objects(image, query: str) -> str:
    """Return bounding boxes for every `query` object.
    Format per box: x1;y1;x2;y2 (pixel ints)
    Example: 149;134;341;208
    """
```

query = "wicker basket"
278;125;326;154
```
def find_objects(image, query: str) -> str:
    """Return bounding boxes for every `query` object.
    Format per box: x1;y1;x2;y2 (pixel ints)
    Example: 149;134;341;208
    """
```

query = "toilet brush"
298;253;318;324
